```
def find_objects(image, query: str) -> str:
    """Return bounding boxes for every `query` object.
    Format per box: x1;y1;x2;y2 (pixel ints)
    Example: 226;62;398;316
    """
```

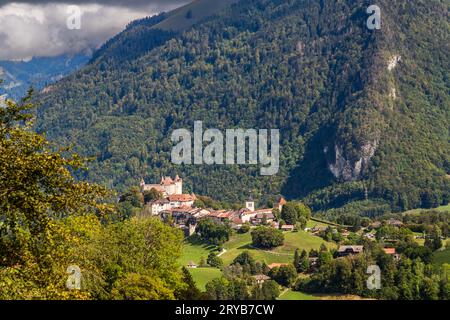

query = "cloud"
0;1;188;9
0;1;188;60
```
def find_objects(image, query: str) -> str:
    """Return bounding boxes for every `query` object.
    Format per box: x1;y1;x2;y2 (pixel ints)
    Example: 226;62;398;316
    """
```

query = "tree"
281;202;298;225
205;277;249;300
239;223;251;234
98;217;185;299
252;280;280;300
261;280;280;300
421;276;440;300
293;249;301;272
177;267;202;300
207;252;223;268
0;91;111;298
294;249;309;273
233;251;256;268
232;251;258;274
297;216;308;230
199;256;207;268
269;265;297;287
281;202;311;225
425;226;443;251
317;251;333;268
119;187;144;207
251;226;284;249
111;273;175;300
205;278;230;300
272;208;281;220
196;218;232;245
143;188;163;203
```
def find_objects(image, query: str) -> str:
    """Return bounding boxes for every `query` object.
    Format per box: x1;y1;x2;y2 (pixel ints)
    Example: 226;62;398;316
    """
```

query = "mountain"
36;0;450;216
0;53;90;100
150;0;239;31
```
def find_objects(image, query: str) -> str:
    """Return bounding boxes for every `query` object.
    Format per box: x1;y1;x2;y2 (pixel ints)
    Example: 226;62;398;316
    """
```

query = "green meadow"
188;268;223;291
278;289;319;300
220;230;336;265
179;236;217;267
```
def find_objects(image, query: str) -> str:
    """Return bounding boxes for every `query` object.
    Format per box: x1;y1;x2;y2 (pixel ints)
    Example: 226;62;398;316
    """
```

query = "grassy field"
432;247;450;267
404;204;450;215
436;204;450;212
278;290;319;300
220;231;336;265
306;220;330;229
188;268;222;291
179;236;217;267
277;290;369;300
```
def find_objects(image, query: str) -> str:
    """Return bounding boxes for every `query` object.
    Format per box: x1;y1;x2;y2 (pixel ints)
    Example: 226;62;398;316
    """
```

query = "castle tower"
175;176;183;195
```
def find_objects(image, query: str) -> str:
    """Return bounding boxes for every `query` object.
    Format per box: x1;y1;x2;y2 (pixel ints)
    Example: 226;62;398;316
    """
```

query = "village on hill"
132;175;449;301
140;175;288;237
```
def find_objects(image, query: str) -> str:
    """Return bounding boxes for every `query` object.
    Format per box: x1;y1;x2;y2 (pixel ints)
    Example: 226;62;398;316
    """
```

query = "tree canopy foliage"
0;93;186;299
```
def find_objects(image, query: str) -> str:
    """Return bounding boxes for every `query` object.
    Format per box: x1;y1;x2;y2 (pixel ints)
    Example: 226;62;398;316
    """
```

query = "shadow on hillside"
282;126;335;199
186;235;217;250
238;244;254;250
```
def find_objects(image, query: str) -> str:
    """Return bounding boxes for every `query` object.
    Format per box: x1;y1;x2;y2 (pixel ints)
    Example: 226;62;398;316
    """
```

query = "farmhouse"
252;274;271;284
250;210;275;225
383;248;401;261
311;225;327;234
267;263;289;270
280;224;295;232
338;245;364;257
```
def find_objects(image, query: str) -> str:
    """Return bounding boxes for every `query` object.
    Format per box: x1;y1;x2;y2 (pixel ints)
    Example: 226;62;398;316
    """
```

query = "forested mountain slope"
0;53;90;100
36;0;450;213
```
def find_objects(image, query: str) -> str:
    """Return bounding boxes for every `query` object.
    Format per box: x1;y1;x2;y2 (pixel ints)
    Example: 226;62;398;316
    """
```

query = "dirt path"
217;248;227;257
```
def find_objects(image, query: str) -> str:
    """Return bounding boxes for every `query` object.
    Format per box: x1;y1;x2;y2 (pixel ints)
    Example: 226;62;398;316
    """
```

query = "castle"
140;175;183;197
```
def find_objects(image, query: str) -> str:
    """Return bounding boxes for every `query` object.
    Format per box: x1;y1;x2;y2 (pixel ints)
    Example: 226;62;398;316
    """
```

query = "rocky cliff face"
328;141;378;181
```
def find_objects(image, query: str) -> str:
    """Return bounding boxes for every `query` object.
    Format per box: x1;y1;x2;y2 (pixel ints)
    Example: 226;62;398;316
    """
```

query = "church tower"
245;196;255;212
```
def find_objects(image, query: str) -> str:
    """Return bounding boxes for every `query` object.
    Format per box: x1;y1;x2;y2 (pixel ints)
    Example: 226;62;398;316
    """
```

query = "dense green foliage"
207;252;223;268
196;218;232;245
297;246;449;300
0;95;187;299
251;226;285;249
269;264;298;287
281;202;311;225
